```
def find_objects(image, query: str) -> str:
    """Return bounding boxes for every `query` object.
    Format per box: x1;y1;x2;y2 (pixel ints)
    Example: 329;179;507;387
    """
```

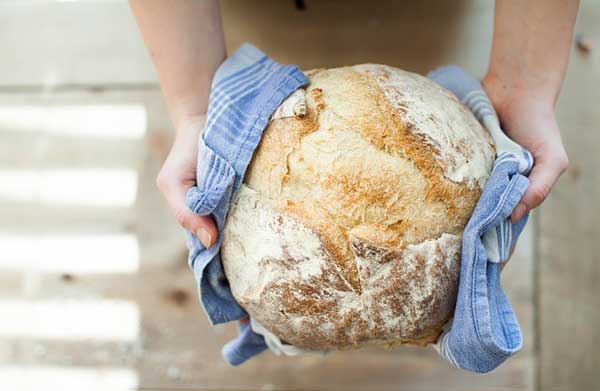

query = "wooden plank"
0;1;156;87
538;2;600;390
0;89;184;267
221;0;494;77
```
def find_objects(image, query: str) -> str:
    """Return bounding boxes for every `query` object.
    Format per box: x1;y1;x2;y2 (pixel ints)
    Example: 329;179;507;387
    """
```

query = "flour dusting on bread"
221;64;495;351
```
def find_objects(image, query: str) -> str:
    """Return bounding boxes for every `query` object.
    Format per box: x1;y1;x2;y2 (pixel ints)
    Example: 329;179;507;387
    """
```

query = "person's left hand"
482;74;569;223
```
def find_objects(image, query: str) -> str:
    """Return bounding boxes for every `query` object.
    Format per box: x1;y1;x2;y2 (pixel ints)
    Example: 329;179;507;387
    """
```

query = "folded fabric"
428;66;533;373
185;43;307;365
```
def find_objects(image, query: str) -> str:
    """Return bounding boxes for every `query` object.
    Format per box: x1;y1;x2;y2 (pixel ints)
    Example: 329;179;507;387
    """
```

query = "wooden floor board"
538;2;600;390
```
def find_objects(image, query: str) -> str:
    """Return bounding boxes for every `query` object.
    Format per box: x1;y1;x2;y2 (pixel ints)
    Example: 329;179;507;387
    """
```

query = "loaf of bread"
221;64;495;350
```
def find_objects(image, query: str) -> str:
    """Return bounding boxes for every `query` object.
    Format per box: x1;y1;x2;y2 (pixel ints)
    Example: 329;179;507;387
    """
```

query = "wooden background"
0;1;597;390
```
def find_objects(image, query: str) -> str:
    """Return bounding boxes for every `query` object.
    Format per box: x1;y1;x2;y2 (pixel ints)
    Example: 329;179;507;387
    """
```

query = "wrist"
482;72;556;120
164;92;209;135
171;110;207;138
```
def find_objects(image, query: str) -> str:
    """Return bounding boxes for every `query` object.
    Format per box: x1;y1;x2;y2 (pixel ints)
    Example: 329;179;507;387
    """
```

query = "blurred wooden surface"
0;0;596;390
220;0;491;76
0;1;156;87
538;3;600;391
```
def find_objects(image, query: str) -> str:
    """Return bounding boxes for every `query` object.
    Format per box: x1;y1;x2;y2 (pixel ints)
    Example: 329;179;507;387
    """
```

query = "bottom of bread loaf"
221;185;460;351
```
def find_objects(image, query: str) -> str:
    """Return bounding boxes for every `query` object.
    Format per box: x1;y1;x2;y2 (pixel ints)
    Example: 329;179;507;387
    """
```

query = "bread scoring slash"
221;64;495;350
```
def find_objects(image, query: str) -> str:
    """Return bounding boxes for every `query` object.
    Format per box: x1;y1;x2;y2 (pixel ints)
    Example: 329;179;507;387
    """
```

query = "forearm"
129;0;225;131
485;0;579;108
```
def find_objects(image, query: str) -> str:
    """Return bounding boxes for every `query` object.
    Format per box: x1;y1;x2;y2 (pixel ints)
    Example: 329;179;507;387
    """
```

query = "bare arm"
129;0;225;247
483;0;579;222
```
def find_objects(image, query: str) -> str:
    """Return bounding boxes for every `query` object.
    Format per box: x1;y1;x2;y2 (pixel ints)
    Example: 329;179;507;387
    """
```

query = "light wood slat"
538;2;600;390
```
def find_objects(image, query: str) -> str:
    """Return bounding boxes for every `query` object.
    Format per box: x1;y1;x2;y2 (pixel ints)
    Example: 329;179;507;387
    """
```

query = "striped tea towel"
428;65;533;373
185;43;307;365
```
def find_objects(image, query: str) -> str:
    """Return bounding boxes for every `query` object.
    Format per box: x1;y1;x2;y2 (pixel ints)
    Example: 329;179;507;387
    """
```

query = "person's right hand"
155;115;217;248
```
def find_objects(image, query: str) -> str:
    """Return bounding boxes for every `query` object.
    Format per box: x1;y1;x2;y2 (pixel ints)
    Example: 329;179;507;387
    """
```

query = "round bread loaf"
221;64;495;350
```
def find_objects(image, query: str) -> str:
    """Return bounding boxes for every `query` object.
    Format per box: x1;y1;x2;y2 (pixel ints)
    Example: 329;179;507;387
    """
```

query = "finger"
160;179;218;248
510;154;567;222
174;206;218;248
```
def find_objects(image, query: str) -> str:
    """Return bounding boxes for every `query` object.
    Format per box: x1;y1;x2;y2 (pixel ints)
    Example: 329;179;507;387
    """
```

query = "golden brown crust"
222;64;495;350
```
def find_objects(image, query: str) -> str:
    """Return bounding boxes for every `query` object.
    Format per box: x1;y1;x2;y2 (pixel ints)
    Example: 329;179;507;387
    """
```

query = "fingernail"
196;227;213;248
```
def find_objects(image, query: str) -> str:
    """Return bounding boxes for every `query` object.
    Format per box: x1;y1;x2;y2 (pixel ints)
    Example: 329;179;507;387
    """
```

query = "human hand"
155;115;217;248
482;75;569;223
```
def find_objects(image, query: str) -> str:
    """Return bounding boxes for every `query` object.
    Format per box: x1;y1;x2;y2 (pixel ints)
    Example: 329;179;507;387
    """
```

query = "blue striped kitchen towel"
185;43;307;365
428;65;533;373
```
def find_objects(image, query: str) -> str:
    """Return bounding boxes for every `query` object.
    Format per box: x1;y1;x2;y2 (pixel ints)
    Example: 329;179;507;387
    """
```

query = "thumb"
510;151;567;222
164;182;218;248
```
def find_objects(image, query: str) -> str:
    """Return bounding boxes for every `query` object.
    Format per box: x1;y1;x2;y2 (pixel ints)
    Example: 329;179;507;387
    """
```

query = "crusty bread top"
221;65;495;350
